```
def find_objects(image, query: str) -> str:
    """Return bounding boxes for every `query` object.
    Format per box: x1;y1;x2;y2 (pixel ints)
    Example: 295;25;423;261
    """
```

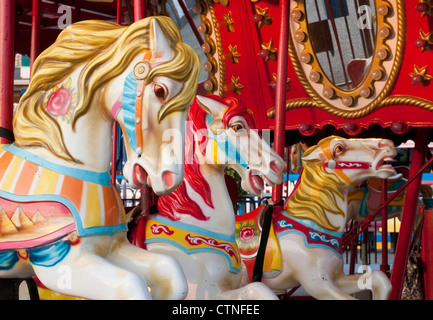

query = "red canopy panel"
202;1;433;139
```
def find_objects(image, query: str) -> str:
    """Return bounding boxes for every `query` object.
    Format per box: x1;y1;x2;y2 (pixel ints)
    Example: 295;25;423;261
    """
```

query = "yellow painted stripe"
0;156;24;192
211;139;219;165
33;167;61;195
84;182;102;228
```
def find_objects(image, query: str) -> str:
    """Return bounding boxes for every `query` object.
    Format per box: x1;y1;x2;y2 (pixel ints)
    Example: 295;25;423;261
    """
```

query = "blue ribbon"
122;72;139;151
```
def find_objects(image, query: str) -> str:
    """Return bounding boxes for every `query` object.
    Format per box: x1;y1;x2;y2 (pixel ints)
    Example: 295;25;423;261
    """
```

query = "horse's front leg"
106;232;188;300
32;242;152;300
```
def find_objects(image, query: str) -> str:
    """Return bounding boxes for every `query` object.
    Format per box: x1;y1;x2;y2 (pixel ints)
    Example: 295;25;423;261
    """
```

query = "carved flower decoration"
46;77;78;122
236;220;260;254
239;226;256;243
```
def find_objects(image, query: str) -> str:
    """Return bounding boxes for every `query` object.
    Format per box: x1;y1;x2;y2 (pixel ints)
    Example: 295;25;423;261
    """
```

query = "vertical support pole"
134;0;146;21
133;0;151;248
111;0;122;186
30;0;40;69
271;0;290;205
381;178;389;274
0;0;15;144
252;0;289;283
390;127;430;300
421;203;433;299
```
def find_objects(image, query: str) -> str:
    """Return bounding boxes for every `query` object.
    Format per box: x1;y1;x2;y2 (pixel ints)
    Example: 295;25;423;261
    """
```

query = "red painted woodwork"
211;1;433;137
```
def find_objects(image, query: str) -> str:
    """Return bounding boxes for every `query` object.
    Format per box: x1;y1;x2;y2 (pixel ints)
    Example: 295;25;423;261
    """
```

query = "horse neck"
64;73;115;172
190;159;237;235
158;151;236;236
285;170;351;234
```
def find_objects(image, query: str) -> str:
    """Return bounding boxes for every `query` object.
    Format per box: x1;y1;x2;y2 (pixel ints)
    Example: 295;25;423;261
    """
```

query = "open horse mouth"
132;164;149;188
376;156;396;172
248;170;265;195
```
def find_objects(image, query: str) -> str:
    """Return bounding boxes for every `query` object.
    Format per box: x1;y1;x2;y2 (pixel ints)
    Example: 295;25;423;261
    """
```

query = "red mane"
157;95;255;221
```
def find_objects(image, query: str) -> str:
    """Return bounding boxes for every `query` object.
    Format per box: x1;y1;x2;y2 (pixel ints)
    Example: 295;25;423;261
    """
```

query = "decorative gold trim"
223;11;235;32
254;7;273;28
267;95;433;119
277;0;406;118
198;0;226;96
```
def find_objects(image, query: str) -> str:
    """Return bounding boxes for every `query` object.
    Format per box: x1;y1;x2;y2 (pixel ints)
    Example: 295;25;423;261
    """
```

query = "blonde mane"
13;16;200;163
285;137;346;232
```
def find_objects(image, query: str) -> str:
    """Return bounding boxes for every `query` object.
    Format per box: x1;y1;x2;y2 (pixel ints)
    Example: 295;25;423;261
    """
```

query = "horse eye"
231;124;243;132
334;144;344;154
154;84;167;100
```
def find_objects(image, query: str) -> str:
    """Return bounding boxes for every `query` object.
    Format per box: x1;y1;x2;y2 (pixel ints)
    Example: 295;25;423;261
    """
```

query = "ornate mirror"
289;0;404;114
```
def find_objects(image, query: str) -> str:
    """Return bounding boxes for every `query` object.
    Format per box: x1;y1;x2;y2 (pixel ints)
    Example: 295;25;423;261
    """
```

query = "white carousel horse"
236;136;396;299
0;16;200;300
129;95;285;299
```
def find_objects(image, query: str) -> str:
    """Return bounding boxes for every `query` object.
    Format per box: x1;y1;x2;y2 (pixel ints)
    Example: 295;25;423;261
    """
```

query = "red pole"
271;0;290;205
133;0;146;21
30;0;40;69
390;127;431;299
422;205;433;299
111;0;123;187
0;0;15;144
380;178;389;274
133;0;150;248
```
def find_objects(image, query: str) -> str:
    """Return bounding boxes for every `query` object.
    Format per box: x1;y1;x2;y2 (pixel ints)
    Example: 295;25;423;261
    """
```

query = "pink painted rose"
239;226;255;243
46;87;72;117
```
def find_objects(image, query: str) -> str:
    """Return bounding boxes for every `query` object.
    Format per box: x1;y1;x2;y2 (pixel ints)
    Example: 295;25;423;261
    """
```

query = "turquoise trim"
277;228;343;257
0;251;19;270
359;187;369;217
3;144;111;187
148;216;240;273
145;237;241;273
280;211;343;238
151;215;235;243
122;72;139;151
0;190;127;237
28;240;71;267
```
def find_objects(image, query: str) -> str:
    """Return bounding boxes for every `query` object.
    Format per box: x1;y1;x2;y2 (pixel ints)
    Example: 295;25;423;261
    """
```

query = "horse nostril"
378;140;391;149
270;160;280;174
162;171;175;188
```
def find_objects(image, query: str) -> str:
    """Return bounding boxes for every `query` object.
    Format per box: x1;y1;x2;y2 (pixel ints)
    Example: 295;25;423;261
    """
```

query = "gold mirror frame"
288;0;405;118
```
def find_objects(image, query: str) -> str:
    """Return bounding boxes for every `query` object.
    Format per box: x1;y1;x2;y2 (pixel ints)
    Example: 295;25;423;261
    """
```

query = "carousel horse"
0;16;200;300
129;95;285;299
289;141;309;174
236;136;396;299
292;143;414;223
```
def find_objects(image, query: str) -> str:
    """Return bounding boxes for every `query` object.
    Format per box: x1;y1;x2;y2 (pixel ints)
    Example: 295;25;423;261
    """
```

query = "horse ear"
196;95;227;118
301;145;326;163
151;18;174;62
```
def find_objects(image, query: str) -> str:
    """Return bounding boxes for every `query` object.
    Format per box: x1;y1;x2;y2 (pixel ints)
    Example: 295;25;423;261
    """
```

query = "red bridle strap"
320;140;366;187
323;161;371;170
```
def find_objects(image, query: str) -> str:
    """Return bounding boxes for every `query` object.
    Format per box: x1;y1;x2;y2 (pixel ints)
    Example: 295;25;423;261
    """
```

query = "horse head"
302;136;397;186
14;16;200;197
194;95;284;195
108;17;201;195
285;136;397;233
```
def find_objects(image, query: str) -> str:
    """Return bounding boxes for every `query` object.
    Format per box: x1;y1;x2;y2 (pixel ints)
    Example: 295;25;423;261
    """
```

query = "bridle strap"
320;140;362;187
134;50;153;154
